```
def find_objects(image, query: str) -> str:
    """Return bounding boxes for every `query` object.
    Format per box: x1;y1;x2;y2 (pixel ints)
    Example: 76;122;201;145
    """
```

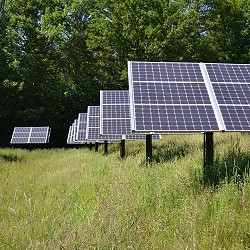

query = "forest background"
0;0;249;146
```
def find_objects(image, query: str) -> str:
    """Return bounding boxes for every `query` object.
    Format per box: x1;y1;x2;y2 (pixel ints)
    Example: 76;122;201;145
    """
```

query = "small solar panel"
76;113;88;141
128;61;220;132
67;126;73;144
10;127;50;144
73;119;78;141
100;90;132;135
86;106;121;142
205;63;250;131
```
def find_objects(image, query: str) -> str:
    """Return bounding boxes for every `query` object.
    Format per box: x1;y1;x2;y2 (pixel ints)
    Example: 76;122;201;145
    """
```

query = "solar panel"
67;125;74;144
10;127;50;144
205;63;250;131
100;90;132;135
73;119;78;141
86;106;121;142
128;61;221;132
75;113;87;141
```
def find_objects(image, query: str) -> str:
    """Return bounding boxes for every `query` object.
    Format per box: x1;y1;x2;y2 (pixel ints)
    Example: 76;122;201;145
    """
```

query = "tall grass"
1;133;250;249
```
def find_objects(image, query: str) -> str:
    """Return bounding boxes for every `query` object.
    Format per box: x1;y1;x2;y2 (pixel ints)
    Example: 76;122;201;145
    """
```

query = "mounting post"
146;134;153;163
120;136;126;159
104;140;108;154
95;142;99;152
204;132;214;182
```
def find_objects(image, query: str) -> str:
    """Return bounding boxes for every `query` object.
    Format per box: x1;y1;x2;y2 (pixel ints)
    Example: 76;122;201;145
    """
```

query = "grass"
1;133;250;249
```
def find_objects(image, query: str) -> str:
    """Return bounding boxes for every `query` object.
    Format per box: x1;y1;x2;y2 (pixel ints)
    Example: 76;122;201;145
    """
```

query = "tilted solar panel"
128;61;220;132
10;127;50;144
205;63;250;131
73;119;78;142
76;113;88;141
67;126;73;144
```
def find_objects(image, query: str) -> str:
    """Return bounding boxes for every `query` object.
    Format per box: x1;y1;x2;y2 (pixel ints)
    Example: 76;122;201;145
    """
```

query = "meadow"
1;133;250;249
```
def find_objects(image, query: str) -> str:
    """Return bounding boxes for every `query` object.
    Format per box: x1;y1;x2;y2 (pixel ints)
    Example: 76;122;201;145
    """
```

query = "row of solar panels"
67;101;162;144
10;61;250;144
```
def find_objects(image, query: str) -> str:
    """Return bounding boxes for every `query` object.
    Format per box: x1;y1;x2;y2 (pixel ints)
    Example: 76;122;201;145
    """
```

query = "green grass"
1;133;250;249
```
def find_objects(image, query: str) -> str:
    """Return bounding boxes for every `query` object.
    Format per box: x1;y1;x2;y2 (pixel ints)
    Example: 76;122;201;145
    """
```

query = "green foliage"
0;0;250;146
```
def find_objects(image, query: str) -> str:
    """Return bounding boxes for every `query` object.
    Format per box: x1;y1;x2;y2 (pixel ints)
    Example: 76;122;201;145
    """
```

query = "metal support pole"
204;132;214;182
120;139;126;159
146;134;153;163
104;140;108;154
95;142;99;152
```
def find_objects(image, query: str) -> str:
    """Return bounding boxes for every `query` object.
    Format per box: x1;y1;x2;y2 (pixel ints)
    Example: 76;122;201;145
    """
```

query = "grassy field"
1;133;250;249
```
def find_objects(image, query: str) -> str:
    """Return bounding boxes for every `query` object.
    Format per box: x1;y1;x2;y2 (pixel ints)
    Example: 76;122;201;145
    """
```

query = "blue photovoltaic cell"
205;63;250;131
10;127;50;144
129;61;220;132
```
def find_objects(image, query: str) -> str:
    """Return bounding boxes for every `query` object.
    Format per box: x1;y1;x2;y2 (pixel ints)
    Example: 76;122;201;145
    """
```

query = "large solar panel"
86;106;121;142
10;127;50;144
128;61;222;132
205;63;250;131
100;90;162;140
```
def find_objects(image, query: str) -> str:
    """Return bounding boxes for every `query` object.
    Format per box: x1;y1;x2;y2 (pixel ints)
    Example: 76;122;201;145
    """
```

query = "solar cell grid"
102;105;131;119
73;119;78;141
205;63;250;83
67;126;73;143
132;62;204;82
204;63;250;131
102;118;131;135
102;90;129;104
133;82;211;105
10;127;50;144
76;113;87;141
129;61;220;132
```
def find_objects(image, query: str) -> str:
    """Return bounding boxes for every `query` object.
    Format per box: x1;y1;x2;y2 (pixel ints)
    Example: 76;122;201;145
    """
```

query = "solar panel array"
128;61;250;132
67;115;93;144
100;90;161;140
10;127;50;144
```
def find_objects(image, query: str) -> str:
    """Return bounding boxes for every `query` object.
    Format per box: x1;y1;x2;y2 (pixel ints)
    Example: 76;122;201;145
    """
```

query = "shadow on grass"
204;142;250;187
152;141;192;163
0;153;21;162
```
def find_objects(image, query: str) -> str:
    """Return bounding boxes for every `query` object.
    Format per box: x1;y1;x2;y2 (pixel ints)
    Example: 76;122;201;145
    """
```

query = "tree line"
0;0;249;146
